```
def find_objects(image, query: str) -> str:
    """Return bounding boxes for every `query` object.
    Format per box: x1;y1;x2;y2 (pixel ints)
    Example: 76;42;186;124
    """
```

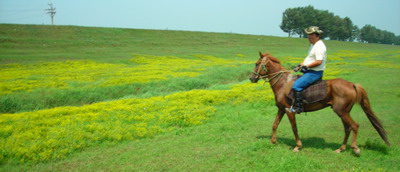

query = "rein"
268;71;288;87
253;57;290;87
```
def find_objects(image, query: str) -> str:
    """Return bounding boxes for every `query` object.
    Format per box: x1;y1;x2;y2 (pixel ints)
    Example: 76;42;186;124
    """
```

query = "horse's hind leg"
335;118;351;153
344;115;360;156
271;108;285;144
334;111;360;156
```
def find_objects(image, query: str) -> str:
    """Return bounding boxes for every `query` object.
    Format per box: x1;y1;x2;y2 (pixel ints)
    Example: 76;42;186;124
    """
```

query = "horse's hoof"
334;149;343;153
353;148;361;156
335;147;346;153
293;147;301;152
271;139;277;144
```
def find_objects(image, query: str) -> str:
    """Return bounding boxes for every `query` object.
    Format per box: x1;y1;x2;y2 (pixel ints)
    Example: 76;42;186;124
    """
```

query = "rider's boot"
286;91;304;114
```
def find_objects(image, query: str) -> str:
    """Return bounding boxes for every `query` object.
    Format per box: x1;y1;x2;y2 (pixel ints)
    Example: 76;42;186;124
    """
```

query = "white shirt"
303;40;327;71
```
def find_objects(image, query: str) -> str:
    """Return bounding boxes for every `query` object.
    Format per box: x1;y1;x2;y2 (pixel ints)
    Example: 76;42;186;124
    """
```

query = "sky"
1;0;399;37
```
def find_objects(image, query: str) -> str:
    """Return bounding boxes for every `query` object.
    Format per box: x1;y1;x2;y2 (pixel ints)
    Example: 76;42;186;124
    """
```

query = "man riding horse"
287;26;327;114
249;27;390;155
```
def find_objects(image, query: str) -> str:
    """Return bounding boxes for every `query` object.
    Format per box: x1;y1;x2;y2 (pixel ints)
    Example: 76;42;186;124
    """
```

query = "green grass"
1;24;395;113
1;24;400;171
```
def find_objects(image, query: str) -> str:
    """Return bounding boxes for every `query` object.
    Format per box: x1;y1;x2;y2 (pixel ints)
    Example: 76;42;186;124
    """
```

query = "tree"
329;17;357;41
393;36;400;45
359;25;397;45
280;6;356;40
280;8;298;37
280;6;399;45
280;6;310;37
360;25;376;43
381;31;395;44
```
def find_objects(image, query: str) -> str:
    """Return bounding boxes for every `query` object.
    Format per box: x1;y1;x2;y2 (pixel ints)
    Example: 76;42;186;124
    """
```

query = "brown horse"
249;51;390;156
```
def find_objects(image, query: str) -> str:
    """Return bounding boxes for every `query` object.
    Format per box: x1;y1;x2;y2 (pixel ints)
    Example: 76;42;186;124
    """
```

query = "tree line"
280;6;400;45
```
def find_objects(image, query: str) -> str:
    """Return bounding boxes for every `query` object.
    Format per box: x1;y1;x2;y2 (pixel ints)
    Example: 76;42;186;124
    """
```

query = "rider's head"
305;26;323;44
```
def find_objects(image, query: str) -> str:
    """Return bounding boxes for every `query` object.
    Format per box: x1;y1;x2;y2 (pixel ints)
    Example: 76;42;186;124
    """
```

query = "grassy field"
0;24;400;171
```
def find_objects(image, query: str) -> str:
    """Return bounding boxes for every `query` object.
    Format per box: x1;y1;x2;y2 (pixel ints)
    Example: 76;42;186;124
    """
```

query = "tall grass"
0;64;251;113
0;81;275;164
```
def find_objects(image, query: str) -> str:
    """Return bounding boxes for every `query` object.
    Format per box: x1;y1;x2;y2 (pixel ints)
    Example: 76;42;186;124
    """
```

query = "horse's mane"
269;55;281;64
261;52;281;64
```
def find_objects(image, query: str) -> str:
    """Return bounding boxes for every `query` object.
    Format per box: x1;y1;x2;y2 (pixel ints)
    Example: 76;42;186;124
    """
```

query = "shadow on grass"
360;140;389;155
257;135;389;155
257;135;340;150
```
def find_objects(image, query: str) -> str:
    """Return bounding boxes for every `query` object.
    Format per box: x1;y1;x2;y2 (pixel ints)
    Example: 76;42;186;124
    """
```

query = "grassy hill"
2;24;395;64
0;24;399;171
0;24;299;63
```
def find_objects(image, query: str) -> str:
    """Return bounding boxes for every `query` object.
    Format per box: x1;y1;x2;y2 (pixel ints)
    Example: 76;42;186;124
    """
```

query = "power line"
45;3;56;25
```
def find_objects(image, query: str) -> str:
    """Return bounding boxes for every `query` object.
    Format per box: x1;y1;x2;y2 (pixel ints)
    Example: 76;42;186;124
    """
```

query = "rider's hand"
293;64;301;72
300;65;309;73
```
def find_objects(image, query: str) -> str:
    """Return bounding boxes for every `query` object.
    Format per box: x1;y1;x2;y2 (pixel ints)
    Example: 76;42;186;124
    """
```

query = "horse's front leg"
287;112;302;152
271;108;285;144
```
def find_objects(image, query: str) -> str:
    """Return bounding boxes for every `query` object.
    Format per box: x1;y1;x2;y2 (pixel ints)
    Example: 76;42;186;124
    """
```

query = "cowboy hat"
304;26;323;35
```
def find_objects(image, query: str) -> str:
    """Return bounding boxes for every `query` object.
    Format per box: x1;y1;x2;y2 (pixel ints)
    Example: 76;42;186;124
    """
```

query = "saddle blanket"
288;75;327;104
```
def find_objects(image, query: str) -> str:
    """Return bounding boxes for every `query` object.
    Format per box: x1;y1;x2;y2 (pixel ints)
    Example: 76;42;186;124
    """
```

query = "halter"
253;56;269;80
253;56;289;87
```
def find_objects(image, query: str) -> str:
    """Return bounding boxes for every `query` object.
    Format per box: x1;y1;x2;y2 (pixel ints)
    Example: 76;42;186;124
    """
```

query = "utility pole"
45;3;56;25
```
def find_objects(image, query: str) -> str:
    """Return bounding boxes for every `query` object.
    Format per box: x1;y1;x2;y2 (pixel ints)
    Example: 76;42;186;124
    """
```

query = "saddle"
284;74;327;104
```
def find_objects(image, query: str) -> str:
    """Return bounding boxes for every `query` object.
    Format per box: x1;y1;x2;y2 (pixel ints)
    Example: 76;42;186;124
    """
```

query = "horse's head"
249;51;282;83
249;51;270;83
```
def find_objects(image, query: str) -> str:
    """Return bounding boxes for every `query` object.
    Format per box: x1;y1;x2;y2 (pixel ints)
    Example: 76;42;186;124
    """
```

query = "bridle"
253;56;269;80
253;56;289;87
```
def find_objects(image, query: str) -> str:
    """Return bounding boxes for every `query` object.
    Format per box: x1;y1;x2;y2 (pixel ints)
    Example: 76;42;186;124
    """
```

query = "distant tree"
360;25;376;43
394;36;400;45
313;9;335;39
280;6;399;45
328;16;345;41
280;6;312;37
280;8;296;37
329;17;358;41
296;6;318;37
381;31;395;44
280;8;297;37
359;25;397;45
280;6;357;41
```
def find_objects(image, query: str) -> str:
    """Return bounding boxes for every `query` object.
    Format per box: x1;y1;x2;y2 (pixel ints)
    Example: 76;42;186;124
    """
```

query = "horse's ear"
259;51;263;58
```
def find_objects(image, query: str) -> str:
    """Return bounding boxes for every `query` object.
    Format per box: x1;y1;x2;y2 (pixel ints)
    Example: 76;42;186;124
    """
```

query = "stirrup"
285;107;302;114
285;107;296;113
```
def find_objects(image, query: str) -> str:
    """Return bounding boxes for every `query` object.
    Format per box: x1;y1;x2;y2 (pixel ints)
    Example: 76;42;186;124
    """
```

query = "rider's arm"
304;60;323;68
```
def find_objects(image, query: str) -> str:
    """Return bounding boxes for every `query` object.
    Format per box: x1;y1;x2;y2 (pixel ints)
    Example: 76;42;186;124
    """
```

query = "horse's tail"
354;84;390;146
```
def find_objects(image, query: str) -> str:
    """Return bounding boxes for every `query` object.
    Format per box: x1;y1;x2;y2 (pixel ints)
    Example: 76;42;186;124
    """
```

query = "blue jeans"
292;70;323;91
